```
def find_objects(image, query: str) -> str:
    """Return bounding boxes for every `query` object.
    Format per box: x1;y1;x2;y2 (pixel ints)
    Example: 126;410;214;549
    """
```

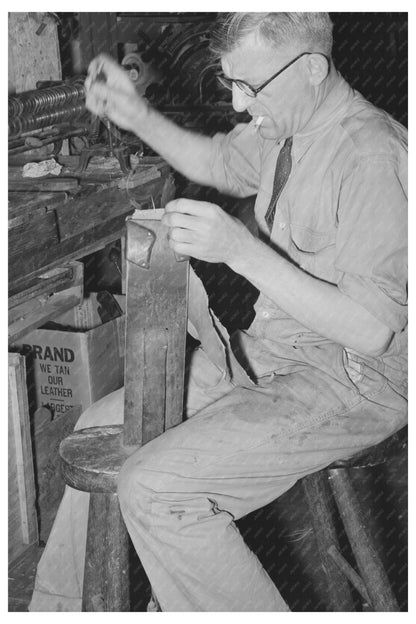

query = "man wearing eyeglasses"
30;13;407;612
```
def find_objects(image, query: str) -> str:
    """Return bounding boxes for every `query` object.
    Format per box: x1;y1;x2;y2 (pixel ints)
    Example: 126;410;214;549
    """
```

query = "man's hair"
210;13;334;60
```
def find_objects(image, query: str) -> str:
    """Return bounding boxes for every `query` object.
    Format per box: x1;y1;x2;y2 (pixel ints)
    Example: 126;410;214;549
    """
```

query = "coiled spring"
8;80;86;139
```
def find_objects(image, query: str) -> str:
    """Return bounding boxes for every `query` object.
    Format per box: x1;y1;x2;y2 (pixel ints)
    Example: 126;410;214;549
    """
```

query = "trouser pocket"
185;347;233;417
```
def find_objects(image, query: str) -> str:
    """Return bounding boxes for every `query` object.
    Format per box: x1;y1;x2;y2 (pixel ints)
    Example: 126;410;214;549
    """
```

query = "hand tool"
93;69;114;156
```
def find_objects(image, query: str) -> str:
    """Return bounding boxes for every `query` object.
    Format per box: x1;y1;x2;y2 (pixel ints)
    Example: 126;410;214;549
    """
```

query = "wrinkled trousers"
29;345;406;612
29;270;407;611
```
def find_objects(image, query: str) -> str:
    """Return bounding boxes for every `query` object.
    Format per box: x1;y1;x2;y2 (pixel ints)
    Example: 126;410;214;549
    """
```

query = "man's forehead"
221;32;288;79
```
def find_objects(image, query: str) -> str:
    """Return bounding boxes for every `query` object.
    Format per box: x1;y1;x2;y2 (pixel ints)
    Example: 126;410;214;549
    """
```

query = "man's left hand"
162;199;252;264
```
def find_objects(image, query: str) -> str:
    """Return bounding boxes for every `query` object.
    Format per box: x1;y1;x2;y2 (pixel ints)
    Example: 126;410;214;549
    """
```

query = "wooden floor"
9;452;407;612
8;544;44;612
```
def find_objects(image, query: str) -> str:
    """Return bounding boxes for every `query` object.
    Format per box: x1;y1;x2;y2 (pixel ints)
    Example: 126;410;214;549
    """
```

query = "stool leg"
82;493;107;611
82;493;130;612
104;493;130;612
302;471;356;611
328;468;399;612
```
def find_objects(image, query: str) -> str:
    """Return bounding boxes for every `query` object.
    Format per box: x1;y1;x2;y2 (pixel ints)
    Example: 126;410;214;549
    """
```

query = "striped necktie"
264;136;293;232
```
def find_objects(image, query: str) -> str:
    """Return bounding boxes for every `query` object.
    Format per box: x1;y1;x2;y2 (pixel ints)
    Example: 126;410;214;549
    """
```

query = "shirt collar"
291;75;355;163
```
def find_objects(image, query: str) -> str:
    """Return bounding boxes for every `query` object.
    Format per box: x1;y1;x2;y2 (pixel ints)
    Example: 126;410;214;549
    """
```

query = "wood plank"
8;192;65;215
8;353;38;564
9;177;80;193
8;174;169;285
9;209;59;256
10;233;119;294
8;291;82;344
123;213;189;447
142;329;168;445
8;542;42;612
8;261;82;303
7;160;169;217
8;289;80;327
55;176;167;242
8;13;61;94
123;328;144;447
9;214;130;285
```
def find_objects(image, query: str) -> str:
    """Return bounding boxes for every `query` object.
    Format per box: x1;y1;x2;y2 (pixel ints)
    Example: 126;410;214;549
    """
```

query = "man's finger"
162;211;198;230
165;199;211;216
169;227;195;244
167;239;194;256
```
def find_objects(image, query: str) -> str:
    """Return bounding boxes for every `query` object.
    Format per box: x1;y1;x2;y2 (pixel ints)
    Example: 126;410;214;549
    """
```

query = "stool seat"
328;425;407;470
60;425;138;493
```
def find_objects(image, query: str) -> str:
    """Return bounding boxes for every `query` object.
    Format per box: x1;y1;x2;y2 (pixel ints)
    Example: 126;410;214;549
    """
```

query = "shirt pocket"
343;348;388;398
289;224;338;283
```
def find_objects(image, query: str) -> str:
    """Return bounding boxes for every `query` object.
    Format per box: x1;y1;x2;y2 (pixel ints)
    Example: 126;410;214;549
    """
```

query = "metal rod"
327;545;372;606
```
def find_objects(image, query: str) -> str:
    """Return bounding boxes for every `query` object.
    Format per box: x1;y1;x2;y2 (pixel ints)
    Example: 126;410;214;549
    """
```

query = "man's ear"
306;54;330;85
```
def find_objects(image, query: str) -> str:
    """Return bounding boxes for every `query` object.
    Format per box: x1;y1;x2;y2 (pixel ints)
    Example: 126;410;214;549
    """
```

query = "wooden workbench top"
9;156;174;294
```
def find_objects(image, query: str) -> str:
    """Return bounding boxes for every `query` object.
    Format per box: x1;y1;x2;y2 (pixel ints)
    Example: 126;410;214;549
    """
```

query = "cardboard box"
13;293;125;418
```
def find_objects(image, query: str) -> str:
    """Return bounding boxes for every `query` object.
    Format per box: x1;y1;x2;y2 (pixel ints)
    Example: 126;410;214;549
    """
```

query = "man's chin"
257;125;279;140
252;115;280;140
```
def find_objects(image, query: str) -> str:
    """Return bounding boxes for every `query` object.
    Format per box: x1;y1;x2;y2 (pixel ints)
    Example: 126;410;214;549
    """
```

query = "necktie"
264;136;293;232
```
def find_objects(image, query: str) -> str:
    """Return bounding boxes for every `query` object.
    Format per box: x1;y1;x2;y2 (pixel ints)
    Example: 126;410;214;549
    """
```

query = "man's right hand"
84;53;214;188
85;53;149;133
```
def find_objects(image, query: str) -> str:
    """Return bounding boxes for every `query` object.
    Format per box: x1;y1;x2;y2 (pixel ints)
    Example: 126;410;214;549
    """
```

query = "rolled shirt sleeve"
335;155;407;332
209;122;261;197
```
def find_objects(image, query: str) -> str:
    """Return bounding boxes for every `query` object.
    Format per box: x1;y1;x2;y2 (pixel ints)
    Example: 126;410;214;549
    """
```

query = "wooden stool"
59;211;189;611
302;425;407;612
60;425;132;611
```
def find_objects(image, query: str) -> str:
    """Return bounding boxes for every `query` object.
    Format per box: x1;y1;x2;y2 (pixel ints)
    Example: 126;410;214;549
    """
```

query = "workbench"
8;154;175;557
8;155;175;342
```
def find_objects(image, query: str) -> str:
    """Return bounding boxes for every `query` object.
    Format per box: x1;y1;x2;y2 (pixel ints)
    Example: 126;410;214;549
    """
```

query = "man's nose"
232;83;252;112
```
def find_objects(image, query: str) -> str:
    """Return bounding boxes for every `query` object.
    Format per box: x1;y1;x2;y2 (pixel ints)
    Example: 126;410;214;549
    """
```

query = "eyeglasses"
216;52;327;97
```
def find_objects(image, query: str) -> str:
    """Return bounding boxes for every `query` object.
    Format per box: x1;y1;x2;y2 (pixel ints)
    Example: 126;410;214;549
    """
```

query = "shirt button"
278;222;286;230
262;311;270;318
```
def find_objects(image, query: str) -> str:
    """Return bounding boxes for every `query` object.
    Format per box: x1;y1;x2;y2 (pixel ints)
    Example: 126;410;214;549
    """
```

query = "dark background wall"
331;12;407;127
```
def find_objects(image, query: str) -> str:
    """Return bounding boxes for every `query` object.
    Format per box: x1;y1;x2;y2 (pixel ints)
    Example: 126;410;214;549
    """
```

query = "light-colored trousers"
29;343;406;612
29;271;406;611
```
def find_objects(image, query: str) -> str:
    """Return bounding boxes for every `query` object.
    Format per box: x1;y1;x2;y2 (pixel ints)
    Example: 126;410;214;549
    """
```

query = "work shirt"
208;75;408;398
